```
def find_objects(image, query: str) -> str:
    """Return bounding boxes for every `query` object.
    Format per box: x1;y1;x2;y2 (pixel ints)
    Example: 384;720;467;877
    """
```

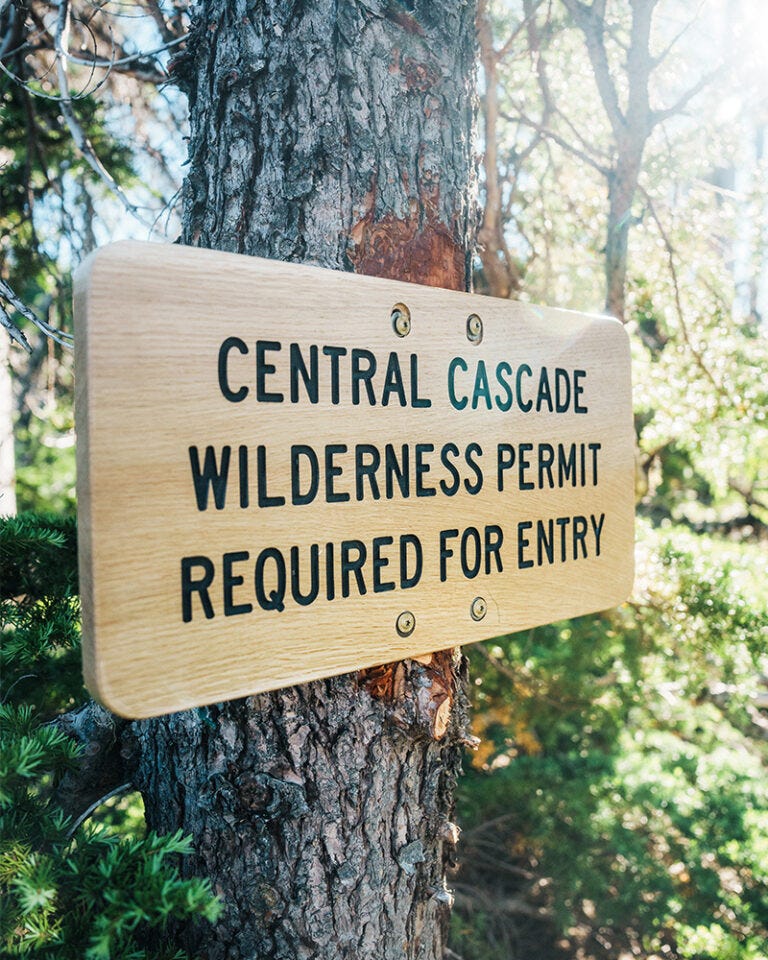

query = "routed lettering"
181;556;215;622
216;339;433;408
516;512;606;569
439;525;504;583
448;361;589;414
180;533;425;620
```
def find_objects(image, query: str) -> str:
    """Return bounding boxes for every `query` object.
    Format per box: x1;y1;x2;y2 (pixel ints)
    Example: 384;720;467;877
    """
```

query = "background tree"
477;0;721;320
451;2;768;957
0;0;188;516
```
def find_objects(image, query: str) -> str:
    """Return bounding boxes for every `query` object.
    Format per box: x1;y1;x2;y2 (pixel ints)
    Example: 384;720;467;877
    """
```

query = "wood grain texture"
75;240;634;719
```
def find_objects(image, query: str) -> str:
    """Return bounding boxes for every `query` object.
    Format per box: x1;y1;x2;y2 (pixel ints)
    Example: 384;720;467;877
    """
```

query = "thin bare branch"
651;0;705;67
506;112;610;176
493;0;542;62
55;0;153;227
140;0;186;43
473;641;522;685
639;185;724;397
63;33;184;73
65;782;133;839
651;64;724;127
0;278;73;350
728;478;768;516
453;888;553;921
0;305;33;352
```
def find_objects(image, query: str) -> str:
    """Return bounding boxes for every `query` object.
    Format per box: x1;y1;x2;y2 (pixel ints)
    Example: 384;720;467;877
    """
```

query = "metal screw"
396;610;416;636
466;313;483;344
392;303;411;337
470;597;487;621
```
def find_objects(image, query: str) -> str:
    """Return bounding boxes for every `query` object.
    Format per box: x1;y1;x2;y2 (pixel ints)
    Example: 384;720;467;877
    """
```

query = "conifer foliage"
0;513;221;958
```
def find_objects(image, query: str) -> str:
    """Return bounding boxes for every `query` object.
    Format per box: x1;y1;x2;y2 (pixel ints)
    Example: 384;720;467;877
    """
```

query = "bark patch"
359;650;456;740
348;212;465;291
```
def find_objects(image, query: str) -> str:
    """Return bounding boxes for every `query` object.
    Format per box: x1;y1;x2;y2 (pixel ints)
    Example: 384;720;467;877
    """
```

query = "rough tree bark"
131;2;477;958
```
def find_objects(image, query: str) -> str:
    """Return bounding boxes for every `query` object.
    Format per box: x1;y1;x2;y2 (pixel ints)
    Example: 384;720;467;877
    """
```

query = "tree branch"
524;0;553;119
55;0;153;228
507;112;610;176
728;478;768;516
563;0;625;137
61;35;186;82
0;278;73;351
494;0;541;62
477;0;525;298
453;887;553;921
65;781;133;838
651;0;704;68
140;0;181;44
651;65;724;127
639;185;725;397
0;304;32;351
52;700;132;822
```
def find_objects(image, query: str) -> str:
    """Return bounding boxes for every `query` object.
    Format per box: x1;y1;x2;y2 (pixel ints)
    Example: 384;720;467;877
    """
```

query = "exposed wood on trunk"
359;649;458;741
178;0;475;288
133;1;477;957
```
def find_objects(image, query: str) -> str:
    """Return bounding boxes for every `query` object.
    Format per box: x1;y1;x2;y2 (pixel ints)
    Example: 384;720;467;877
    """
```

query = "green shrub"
452;524;768;959
0;513;221;958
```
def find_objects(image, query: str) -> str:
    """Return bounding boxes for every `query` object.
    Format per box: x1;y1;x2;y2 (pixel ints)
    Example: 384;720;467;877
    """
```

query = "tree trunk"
0;336;16;516
565;0;655;323
476;0;520;300
604;148;643;322
132;2;477;957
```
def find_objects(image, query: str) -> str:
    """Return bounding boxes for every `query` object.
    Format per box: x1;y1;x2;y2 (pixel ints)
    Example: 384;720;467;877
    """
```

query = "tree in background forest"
453;2;768;959
0;0;188;514
2;1;768;959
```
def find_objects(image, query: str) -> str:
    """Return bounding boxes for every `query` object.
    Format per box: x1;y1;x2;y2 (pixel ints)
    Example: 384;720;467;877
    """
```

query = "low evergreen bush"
0;513;221;958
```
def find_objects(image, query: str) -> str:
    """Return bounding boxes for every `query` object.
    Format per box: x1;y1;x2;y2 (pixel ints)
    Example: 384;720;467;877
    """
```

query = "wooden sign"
74;241;634;718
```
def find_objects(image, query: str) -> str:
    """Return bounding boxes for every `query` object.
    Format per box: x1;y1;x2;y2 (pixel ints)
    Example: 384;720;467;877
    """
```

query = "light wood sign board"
75;241;634;718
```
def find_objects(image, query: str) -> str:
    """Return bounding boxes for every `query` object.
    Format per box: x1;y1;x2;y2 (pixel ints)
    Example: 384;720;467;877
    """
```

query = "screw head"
466;313;483;344
392;303;411;337
470;597;487;621
396;610;416;636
